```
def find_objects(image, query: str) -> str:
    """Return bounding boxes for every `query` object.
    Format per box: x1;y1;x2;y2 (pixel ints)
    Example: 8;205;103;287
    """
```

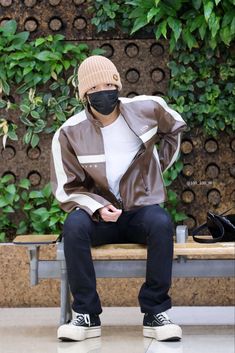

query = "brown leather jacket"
50;95;187;220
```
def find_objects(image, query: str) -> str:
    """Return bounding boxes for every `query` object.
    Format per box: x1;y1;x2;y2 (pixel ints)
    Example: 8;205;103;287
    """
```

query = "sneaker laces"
70;313;91;326
154;312;172;325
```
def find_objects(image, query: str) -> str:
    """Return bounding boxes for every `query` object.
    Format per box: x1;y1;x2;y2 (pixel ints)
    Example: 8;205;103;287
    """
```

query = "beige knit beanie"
77;55;122;100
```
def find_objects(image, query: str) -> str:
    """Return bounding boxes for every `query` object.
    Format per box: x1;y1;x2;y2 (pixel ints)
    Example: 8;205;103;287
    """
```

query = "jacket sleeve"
152;96;187;173
50;128;111;219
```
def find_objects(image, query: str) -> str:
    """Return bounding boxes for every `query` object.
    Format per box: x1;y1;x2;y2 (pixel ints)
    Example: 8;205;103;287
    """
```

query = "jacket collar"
84;100;145;142
84;105;103;128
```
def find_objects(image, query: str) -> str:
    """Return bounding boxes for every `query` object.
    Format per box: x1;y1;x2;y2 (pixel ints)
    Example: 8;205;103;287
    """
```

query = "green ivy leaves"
0;19;17;35
0;20;102;148
0;176;66;242
89;0;131;33
167;47;235;136
163;158;188;222
91;0;235;51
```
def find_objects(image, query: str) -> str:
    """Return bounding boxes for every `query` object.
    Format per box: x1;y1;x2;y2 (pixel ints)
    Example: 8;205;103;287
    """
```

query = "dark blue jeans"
63;204;174;315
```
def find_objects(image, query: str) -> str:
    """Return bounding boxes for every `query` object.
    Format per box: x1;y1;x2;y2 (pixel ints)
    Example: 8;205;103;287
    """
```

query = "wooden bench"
13;226;235;325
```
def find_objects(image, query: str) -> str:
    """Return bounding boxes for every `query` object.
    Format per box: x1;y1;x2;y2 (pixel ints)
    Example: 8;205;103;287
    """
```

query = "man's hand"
99;204;122;222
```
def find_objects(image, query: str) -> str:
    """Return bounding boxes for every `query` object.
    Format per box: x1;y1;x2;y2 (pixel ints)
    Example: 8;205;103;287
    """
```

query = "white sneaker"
143;312;182;341
57;313;101;341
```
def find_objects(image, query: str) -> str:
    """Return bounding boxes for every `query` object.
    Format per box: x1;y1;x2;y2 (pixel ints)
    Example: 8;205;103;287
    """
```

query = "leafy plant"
163;158;188;222
0;20;103;147
0;176;66;241
0;119;17;147
0;175;19;242
88;0;131;33
167;46;235;136
91;0;235;51
19;183;66;235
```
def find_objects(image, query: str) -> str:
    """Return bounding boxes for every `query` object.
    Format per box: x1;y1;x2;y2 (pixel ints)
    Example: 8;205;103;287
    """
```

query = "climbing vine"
90;0;235;51
0;20;102;148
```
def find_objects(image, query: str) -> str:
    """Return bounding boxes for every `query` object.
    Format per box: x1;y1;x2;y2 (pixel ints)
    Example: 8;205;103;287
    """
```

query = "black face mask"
87;89;119;115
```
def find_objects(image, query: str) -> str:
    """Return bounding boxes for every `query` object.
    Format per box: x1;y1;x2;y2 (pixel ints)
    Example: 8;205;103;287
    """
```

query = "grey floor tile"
98;326;152;353
0;309;234;353
146;326;235;353
0;323;152;353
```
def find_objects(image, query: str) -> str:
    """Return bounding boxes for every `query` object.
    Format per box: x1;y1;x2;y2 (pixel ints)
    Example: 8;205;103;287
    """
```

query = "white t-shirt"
101;114;142;199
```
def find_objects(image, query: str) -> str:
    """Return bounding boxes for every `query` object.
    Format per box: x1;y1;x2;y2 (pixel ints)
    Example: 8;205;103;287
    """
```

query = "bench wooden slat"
91;242;235;260
13;234;60;244
13;235;235;259
174;242;235;256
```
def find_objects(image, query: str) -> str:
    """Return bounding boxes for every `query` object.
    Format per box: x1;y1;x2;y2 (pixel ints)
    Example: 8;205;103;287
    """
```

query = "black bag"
192;208;235;243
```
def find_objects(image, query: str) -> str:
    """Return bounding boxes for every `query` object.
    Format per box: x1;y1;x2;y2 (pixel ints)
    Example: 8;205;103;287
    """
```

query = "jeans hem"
140;299;172;315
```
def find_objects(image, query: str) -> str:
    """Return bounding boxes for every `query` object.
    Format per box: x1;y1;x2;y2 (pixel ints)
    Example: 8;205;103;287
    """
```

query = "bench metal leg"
60;259;72;325
28;246;40;286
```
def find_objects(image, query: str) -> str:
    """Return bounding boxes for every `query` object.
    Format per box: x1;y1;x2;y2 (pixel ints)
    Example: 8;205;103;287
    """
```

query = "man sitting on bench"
50;55;187;342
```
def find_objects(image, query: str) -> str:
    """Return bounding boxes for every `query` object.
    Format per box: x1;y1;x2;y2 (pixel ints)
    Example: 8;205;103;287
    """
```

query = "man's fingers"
107;204;119;212
102;210;122;222
98;205;122;222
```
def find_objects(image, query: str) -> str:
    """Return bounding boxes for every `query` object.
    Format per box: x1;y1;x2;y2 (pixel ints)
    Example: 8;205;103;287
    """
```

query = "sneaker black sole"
162;336;181;342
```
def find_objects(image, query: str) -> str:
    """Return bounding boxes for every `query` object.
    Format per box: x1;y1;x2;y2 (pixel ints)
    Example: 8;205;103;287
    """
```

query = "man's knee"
63;209;93;241
143;205;174;235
